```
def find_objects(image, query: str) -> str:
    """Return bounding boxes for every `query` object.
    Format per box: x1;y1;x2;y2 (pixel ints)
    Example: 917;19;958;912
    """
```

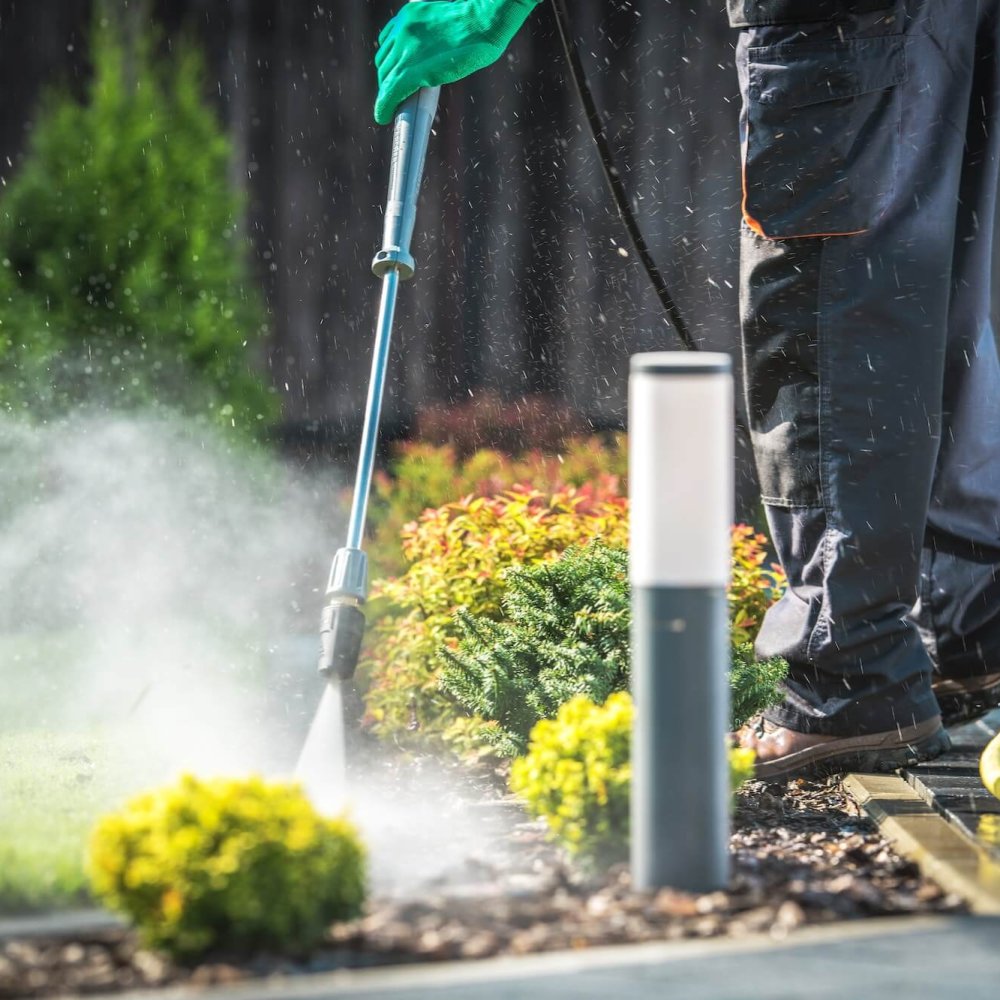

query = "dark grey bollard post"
629;352;733;892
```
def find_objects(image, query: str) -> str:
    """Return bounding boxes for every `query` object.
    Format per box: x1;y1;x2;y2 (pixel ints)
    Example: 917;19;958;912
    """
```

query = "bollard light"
629;352;733;892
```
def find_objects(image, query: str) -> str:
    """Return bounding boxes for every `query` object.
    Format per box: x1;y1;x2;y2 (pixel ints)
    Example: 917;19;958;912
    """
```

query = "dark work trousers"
732;0;1000;735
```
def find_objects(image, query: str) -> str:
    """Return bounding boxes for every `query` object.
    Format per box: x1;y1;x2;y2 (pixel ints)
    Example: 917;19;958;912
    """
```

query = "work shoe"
932;672;1000;728
734;715;951;782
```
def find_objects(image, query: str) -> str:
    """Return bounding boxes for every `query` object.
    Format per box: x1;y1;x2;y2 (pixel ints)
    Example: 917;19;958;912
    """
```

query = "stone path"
905;711;1000;859
844;708;1000;915
904;710;1000;860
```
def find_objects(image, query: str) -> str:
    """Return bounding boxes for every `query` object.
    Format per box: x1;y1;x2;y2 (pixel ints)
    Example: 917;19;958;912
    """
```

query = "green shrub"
361;485;629;744
0;10;274;430
438;539;788;756
366;435;626;576
439;543;630;756
730;641;788;730
510;693;757;864
87;774;365;960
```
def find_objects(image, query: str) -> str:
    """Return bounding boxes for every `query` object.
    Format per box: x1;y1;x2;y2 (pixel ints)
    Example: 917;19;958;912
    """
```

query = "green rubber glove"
374;0;542;125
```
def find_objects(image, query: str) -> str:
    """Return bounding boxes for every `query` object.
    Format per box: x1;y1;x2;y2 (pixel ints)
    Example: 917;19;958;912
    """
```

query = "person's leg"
733;0;992;771
915;0;1000;723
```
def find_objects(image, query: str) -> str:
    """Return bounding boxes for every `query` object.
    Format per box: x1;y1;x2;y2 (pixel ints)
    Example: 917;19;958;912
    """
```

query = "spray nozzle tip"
318;601;366;680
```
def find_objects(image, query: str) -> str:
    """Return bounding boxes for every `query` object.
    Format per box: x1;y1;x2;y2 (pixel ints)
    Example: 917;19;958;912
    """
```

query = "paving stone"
941;812;1000;861
915;774;992;793
902;713;1000;862
936;794;1000;815
909;756;981;777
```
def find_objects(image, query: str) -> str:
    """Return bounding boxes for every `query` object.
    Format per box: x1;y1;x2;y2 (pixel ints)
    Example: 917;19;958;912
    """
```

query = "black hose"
548;0;697;352
547;0;755;451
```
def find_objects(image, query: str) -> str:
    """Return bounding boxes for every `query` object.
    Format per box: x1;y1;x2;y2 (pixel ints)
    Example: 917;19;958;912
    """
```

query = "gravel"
0;777;966;997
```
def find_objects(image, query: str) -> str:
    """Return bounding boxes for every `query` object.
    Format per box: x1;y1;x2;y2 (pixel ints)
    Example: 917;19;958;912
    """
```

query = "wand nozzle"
318;547;368;680
318;601;366;680
318;74;440;683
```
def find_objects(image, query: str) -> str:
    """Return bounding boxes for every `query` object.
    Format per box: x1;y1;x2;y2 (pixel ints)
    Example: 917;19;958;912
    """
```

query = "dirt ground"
0;776;964;998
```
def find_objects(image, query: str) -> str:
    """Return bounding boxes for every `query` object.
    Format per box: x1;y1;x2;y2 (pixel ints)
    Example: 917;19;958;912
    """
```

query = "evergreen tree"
0;7;274;429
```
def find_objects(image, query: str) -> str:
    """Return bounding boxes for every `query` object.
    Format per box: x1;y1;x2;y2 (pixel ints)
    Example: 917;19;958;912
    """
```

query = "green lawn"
0;629;289;915
0;632;127;913
0;730;131;914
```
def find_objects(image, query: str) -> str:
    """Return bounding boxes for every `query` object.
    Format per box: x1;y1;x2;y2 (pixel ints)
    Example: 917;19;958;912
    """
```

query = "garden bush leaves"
360;486;629;745
88;774;365;960
439;543;630;756
439;540;787;757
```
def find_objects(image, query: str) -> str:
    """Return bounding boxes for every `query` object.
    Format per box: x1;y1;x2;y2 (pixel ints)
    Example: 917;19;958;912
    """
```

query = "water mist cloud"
0;412;340;781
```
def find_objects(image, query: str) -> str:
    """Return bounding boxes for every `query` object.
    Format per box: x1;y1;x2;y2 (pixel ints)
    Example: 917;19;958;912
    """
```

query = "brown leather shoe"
932;672;1000;727
735;715;951;782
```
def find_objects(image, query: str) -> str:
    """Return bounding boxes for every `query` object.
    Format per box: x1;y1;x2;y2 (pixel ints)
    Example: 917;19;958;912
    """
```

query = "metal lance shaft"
318;77;441;680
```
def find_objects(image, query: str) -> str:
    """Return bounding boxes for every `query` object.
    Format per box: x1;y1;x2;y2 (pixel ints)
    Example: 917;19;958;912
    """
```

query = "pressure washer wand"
318;81;441;682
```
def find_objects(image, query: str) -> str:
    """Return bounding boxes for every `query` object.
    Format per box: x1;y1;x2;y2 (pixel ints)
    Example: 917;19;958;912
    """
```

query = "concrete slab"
106;916;1000;1000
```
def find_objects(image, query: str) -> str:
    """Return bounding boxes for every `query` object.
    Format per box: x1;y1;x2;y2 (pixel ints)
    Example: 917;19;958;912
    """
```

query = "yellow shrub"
510;693;755;864
87;774;365;960
729;746;757;793
510;692;632;864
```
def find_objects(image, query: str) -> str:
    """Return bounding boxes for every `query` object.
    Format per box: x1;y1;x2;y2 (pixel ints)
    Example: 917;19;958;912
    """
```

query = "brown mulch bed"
0;777;965;998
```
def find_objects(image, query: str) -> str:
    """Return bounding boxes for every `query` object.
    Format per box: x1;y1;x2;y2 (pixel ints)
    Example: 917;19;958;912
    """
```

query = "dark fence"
0;1;756;501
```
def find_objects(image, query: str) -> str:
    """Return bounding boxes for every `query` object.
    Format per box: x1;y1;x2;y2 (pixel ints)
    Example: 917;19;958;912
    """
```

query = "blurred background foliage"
0;0;748;492
0;3;273;430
